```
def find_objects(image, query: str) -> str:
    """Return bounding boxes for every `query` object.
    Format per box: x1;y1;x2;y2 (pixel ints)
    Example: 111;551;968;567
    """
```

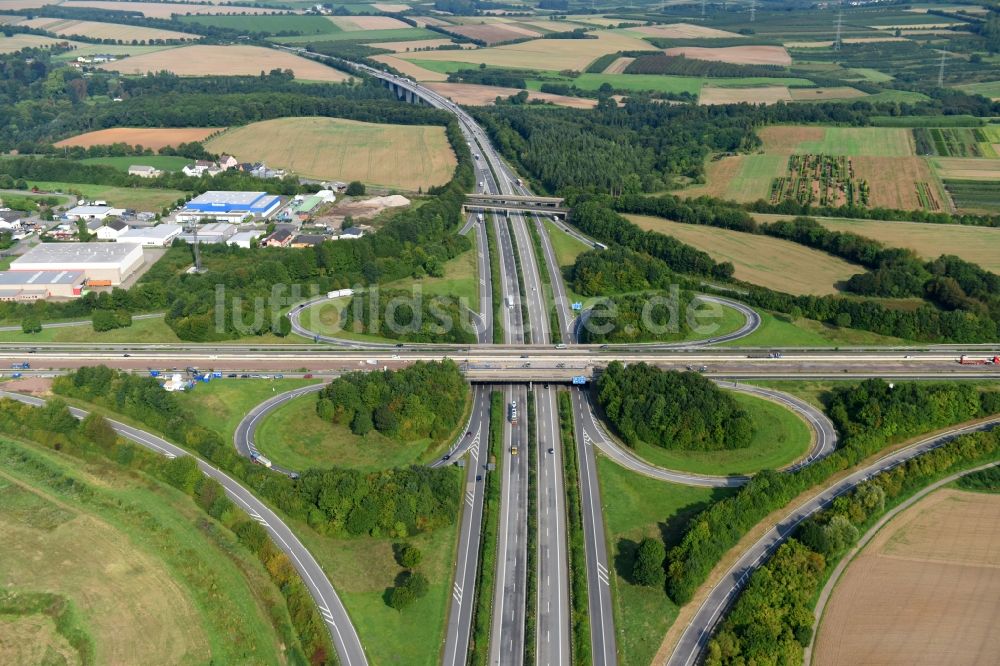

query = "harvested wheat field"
665;45;792;66
372;2;410;11
0;0;50;9
932;157;1000;180
785;36;910;47
633;23;741;39
699;86;792;105
625;214;859;295
0;33;68;52
55;127;222;150
370;38;460;53
61;0;286;17
372;54;448;80
18;17;197;41
101;45;348;81
328;15;409;31
206;116;456;190
852;156;943;209
443;23;540;44
426;82;596;109
603;56;634;74
789;86;866;100
400;30;651;72
814;489;1000;666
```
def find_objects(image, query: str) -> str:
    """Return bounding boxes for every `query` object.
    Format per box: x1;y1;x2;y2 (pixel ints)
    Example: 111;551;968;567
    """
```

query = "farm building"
290;234;327;248
0;270;85;300
96;219;130;240
10;242;144;286
128;165;162;178
117;223;182;247
227;229;265;248
177;222;237;244
175;191;282;224
65;205;125;222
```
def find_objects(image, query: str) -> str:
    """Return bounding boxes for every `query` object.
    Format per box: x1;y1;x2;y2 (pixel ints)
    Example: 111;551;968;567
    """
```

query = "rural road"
0;389;368;666
667;417;1000;666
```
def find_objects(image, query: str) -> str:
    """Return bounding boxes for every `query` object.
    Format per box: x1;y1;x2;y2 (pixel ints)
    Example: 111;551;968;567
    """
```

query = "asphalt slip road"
0;390;367;666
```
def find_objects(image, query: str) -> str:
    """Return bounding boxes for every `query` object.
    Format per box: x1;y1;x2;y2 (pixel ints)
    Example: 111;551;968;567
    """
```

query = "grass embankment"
254;387;472;471
598;458;736;666
0;316;180;344
382;246;480;311
80;155;190;172
625;391;813;476
524;391;539;664
727;309;913;347
526;217;562;343
487;214;503;344
28;181;187;211
0;437;294;665
470;391;503;665
507;217;532;343
173;377;316;442
558;391;591;664
544;218;591;269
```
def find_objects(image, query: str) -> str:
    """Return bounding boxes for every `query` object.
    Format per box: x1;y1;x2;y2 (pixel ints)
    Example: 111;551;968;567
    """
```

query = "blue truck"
571;376;588;385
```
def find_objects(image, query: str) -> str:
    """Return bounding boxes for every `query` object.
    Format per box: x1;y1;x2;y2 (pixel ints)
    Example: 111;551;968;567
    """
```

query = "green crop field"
178;14;340;35
914;127;998;157
598;458;735;666
944;179;1000;214
789;127;914;156
80;155;191;172
531;73;815;95
27;181;187;211
959;80;1000;100
0;437;294;665
278;27;438;44
624;391;813;476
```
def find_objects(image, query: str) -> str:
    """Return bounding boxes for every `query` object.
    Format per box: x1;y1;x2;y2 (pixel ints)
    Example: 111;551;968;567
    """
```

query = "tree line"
597;362;753;451
317;360;469;441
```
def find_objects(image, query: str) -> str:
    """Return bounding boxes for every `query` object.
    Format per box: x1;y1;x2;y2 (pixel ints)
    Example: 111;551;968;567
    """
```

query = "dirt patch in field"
813;489;1000;666
412;16;450;27
634;23;741;39
426;81;597;108
2;376;52;394
699;86;792;105
55;127;222;150
758;125;825;152
789;86;866;100
314;194;410;226
18;17;196;41
603;56;634;74
443;23;540;44
372;54;448;81
852;156;939;210
61;0;286;18
665;45;792;66
101;45;348;81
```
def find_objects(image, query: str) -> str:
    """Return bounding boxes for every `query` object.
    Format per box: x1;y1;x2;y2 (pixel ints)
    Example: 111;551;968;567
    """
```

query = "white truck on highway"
327;288;354;299
251;452;272;468
477;213;484;223
506;295;515;308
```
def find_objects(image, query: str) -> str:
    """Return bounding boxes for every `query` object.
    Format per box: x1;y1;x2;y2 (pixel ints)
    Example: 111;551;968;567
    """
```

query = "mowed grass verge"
80;155;191;172
625;214;861;295
27;180;187;211
0;437;293;665
598;457;736;666
206;116;456;191
622;391;813;476
0;315;180;344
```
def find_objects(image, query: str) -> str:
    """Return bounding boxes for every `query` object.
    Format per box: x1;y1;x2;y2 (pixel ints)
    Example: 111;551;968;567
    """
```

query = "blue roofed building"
174;191;283;224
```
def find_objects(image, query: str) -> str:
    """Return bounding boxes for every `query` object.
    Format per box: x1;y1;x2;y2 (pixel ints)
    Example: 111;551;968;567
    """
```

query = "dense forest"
316;361;469;440
596;362;753;451
339;288;478;344
52;366;462;538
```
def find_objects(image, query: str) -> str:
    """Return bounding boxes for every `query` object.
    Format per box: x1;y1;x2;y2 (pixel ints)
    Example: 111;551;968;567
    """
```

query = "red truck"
958;355;1000;365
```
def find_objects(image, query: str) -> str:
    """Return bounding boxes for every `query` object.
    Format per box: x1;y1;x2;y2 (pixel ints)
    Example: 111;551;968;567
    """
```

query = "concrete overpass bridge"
463;193;568;216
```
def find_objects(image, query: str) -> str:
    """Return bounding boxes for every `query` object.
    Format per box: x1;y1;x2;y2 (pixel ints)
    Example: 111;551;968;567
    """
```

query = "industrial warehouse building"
117;224;182;247
10;243;144;286
0;270;85;300
174;191;282;224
